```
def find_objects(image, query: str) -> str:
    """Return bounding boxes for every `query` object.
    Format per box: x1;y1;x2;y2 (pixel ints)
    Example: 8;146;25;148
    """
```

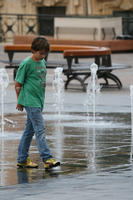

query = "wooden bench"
13;35;133;52
4;44;97;63
63;49;131;91
13;35;53;44
55;27;97;40
4;43;131;91
4;43;98;80
48;39;133;52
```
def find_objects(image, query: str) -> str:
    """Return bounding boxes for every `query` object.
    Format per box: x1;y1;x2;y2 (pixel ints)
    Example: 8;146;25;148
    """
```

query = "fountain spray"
0;68;9;186
86;63;101;170
86;63;101;124
0;68;9;136
130;85;133;162
52;68;64;163
53;67;64;117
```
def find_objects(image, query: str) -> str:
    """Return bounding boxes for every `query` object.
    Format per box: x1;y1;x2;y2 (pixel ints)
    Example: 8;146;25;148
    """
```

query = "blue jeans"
17;107;52;163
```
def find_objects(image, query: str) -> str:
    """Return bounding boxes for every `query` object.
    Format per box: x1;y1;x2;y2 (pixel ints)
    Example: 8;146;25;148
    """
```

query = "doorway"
38;6;66;36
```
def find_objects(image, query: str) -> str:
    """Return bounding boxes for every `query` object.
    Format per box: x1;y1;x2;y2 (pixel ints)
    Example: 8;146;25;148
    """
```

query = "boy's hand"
16;104;23;111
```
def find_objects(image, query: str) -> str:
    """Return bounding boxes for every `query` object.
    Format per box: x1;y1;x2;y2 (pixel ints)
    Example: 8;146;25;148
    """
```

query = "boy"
15;37;60;169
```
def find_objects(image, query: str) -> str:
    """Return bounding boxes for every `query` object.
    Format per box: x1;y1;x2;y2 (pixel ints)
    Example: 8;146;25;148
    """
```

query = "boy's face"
33;50;47;61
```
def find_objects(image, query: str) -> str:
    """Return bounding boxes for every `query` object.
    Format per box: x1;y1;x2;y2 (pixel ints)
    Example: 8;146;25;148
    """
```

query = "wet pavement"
0;44;133;199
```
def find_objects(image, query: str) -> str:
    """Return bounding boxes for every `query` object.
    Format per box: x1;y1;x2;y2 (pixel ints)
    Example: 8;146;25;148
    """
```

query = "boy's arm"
15;80;22;98
14;80;23;111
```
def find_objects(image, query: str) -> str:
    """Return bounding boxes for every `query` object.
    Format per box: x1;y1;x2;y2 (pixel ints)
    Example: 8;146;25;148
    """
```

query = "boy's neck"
31;55;42;62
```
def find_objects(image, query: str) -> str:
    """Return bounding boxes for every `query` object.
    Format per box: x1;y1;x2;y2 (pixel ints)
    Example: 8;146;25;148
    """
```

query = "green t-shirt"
15;56;47;110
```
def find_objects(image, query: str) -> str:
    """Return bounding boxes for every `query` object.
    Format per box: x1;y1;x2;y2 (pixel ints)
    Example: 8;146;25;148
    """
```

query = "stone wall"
0;0;84;16
0;0;133;42
95;0;133;15
0;0;133;16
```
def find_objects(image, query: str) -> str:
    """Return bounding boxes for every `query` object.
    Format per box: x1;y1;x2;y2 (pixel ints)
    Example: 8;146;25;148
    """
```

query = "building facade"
0;0;133;41
0;0;133;16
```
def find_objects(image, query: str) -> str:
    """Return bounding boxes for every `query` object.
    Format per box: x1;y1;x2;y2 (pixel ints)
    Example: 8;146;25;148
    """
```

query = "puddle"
0;112;132;188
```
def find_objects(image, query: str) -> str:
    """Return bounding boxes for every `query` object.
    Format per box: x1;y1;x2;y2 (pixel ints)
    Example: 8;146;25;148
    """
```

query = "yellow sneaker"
17;158;38;168
44;158;60;169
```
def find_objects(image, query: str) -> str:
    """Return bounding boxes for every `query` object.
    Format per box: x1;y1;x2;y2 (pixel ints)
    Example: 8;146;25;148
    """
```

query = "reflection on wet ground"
0;111;132;189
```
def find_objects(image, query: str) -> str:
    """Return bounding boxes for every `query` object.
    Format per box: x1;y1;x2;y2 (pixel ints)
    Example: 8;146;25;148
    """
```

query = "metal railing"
0;13;57;42
0;13;39;42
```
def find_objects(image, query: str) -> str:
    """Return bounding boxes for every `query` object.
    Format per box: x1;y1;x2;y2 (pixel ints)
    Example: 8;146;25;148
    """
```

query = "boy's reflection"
17;167;59;184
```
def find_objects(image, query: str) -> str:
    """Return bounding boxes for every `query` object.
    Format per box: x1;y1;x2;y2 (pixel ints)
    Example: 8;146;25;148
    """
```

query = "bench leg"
98;72;122;89
82;74;91;83
65;75;86;92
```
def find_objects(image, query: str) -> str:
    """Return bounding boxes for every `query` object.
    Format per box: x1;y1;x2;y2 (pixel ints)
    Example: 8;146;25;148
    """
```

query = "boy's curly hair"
31;37;50;53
